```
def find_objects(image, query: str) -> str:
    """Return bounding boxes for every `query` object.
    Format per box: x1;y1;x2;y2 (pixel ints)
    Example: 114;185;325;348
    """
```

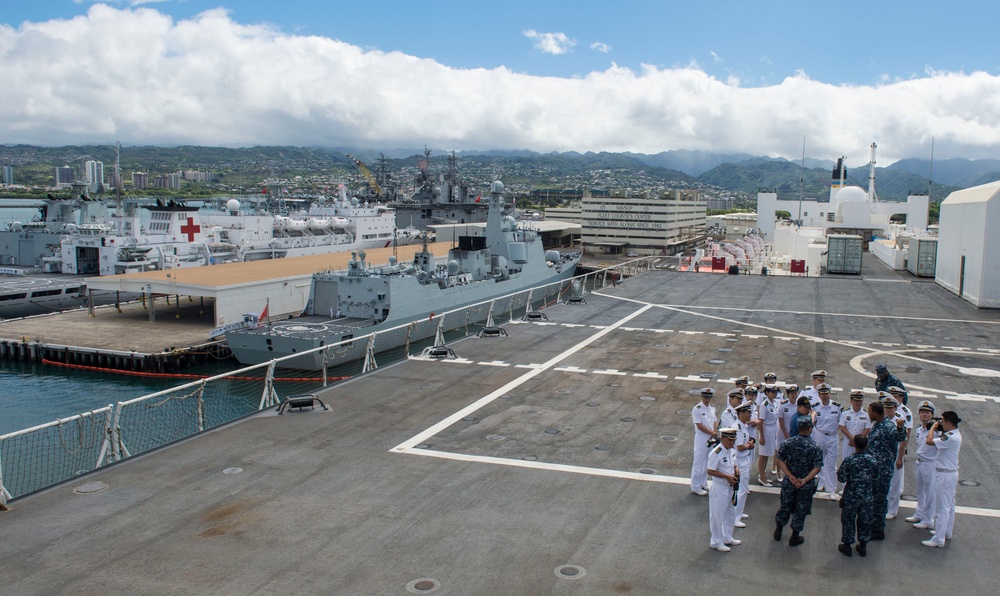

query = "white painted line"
561;323;587;328
774;336;797;341
514;364;544;369
554;366;588;373
943;346;971;351
397;449;1000;519
620;326;645;331
710;332;735;337
908;344;936;349
633;372;669;379
654;329;674;333
590;325;609;329
871;342;900;347
479;361;511;367
594;369;628;376
439;358;474;364
949;393;1000;403
807;338;826;343
679;331;704;335
742;334;768;339
674;375;711;382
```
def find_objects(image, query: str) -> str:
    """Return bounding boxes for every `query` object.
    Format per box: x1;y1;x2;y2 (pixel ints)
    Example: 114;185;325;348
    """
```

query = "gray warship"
226;180;580;369
388;149;490;229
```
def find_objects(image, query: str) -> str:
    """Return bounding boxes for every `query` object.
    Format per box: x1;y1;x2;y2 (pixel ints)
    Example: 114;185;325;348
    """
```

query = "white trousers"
888;461;905;515
913;460;936;524
709;477;736;547
814;431;838;491
841;438;855;460
691;437;710;491
930;470;958;545
735;457;751;521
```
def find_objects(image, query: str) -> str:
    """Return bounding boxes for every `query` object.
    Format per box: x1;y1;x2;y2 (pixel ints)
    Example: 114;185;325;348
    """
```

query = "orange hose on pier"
41;358;348;382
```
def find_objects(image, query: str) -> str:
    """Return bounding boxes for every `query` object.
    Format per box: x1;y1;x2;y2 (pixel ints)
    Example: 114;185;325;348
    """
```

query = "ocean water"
0;359;241;436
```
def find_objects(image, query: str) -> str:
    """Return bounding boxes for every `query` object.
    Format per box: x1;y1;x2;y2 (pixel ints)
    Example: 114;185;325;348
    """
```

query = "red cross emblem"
180;217;201;242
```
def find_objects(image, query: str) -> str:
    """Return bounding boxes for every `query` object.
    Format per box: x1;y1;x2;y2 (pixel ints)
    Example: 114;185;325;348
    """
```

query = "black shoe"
856;541;867;557
773;525;783;541
789;531;804;547
871;529;885;541
838;543;853;557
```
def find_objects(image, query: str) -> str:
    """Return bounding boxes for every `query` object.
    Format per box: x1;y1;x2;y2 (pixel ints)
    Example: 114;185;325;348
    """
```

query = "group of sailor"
693;365;963;553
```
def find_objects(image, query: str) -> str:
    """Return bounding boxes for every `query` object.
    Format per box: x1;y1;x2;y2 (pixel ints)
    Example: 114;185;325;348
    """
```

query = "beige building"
580;189;706;256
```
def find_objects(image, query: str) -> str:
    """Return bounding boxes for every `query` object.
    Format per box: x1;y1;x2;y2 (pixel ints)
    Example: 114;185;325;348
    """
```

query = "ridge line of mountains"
3;145;998;202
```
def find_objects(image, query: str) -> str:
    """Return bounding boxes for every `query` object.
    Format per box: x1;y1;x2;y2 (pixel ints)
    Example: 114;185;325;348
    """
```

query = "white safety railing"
0;260;657;504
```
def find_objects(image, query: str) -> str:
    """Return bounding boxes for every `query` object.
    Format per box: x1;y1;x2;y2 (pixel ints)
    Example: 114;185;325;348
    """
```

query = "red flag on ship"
475;195;481;203
260;303;269;321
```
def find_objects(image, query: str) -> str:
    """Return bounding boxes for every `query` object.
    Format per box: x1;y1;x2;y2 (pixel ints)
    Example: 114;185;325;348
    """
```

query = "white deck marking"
554;366;588;373
634;372;670;379
392;304;656;451
479;361;510;367
593;369;628;376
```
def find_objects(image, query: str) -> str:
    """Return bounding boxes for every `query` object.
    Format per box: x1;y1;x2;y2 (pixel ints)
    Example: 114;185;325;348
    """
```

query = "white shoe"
741;514;749;520
712;544;731;552
905;516;920;523
758;476;772;487
913;521;933;530
817;485;826;492
726;539;742;546
828;493;840;501
692;489;708;496
734;521;747;528
885;513;896;520
921;539;944;548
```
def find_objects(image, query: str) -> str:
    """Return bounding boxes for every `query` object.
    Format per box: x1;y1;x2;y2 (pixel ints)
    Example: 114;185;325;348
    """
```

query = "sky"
2;1;999;164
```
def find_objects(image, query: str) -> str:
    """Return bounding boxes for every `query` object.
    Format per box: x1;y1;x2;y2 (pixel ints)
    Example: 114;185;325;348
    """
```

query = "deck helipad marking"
514;363;544;369
391;303;655;451
593;369;627;376
554;366;588;373
633;372;669;379
479;361;510;367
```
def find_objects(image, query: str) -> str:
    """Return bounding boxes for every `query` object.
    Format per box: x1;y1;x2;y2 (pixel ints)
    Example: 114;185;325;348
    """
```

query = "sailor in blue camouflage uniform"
874;363;905;396
837;434;878;557
773;416;824;546
864;395;907;540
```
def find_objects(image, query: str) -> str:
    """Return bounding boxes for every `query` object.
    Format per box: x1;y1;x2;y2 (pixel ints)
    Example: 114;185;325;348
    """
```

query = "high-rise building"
580;189;707;256
132;172;149;189
2;165;12;185
54;166;75;187
85;160;105;192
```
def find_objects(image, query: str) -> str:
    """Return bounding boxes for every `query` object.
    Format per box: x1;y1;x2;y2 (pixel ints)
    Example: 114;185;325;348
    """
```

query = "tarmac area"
3;262;1000;594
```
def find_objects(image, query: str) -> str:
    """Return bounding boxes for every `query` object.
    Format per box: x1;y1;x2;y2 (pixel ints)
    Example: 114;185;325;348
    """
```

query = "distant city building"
2;165;12;185
54;166;75;188
182;170;215;183
544;202;582;225
84;160;104;192
581;188;707;256
154;173;181;189
132;172;149;189
706;197;735;211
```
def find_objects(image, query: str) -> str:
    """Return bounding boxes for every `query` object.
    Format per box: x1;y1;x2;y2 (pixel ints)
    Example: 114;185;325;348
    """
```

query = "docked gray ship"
226;180;580;369
387;149;490;230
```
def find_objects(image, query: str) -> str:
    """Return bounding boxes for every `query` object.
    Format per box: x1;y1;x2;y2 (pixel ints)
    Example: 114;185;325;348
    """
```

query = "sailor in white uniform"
811;383;841;499
756;384;780;486
889;386;914;501
733;402;756;528
922;411;962;548
690;387;718;496
838;391;871;460
707;427;740;552
799;369;826;406
908;400;940;528
720;388;744;431
883;397;910;519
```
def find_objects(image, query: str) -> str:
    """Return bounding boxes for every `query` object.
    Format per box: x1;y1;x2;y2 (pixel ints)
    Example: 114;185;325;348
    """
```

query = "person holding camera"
707;428;740;552
733;402;756;527
922;411;962;548
907;401;941;528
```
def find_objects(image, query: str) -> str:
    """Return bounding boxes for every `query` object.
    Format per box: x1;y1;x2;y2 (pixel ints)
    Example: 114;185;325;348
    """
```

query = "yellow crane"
347;154;382;198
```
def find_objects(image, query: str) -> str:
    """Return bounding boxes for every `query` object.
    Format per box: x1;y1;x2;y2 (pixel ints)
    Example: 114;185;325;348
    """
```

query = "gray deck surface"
3;260;1000;594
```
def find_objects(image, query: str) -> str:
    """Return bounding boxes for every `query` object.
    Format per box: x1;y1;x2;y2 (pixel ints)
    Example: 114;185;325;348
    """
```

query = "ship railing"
0;257;657;504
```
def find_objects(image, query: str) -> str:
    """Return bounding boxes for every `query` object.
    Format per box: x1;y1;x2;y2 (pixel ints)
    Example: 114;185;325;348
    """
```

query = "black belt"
917;457;933;463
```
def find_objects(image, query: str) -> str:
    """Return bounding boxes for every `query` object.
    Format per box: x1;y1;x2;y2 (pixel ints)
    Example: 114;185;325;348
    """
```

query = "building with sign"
581;189;707;256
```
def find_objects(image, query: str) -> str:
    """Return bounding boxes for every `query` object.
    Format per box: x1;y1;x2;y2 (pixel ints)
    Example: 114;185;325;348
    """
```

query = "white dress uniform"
734;419;753;523
913;423;939;525
838;406;871;459
800;385;820;407
887;410;913;516
927;428;962;546
720;405;738;431
755;395;779;457
779;399;797;442
690;402;717;492
707;442;738;549
812;399;841;493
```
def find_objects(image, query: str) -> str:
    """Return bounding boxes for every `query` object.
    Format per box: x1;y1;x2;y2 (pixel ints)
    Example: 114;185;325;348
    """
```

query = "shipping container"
907;237;938;277
826;234;863;274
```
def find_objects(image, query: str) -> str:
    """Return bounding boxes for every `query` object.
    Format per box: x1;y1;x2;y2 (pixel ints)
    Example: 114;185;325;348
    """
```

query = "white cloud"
590;41;611;54
523;29;576;55
2;6;999;162
709;50;722;64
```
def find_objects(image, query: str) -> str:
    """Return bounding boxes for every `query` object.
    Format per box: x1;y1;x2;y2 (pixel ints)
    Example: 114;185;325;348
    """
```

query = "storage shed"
935;180;1000;308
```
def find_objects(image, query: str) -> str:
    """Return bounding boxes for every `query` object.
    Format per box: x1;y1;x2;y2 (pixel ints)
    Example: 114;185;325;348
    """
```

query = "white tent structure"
935;180;1000;308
